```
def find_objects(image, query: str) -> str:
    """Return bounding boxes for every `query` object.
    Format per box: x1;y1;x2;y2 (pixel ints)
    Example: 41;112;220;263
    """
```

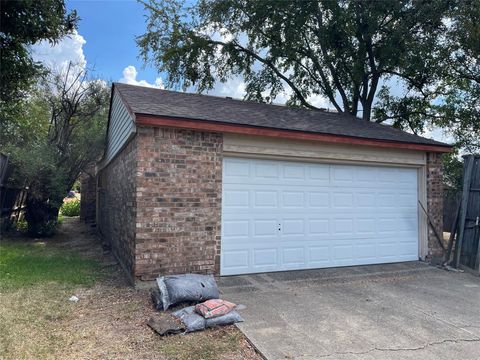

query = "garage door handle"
278;224;281;231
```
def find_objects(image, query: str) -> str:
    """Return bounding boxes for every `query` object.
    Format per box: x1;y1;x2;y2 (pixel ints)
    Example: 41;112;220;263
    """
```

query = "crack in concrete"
316;338;480;358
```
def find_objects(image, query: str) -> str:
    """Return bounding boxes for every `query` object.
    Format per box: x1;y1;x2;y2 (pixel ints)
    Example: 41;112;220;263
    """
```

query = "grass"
0;219;259;360
0;240;100;291
0;231;103;359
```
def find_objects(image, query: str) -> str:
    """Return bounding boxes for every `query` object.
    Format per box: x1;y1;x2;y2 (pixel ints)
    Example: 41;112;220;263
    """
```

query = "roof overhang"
135;113;453;153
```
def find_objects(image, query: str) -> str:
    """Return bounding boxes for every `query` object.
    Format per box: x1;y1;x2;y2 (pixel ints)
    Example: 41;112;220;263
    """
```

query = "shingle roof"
114;82;450;148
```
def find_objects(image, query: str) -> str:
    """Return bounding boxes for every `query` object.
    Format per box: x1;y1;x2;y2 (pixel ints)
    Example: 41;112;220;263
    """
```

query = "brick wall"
426;152;445;259
98;138;137;280
98;126;444;281
79;167;96;223
134;126;223;281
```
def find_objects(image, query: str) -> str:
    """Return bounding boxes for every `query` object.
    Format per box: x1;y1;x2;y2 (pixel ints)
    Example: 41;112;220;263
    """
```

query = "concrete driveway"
218;262;480;360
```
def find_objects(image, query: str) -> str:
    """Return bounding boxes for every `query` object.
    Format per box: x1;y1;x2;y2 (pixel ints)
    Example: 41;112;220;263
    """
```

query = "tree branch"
207;38;319;109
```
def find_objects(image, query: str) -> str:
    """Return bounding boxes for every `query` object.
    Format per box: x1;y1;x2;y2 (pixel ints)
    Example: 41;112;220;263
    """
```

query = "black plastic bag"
206;311;243;327
172;306;206;333
156;274;220;311
151;288;163;311
172;305;244;333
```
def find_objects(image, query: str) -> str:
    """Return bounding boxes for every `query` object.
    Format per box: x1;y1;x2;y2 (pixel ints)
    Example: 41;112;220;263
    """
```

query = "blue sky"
33;0;167;88
32;0;253;95
67;0;158;83
29;0;450;143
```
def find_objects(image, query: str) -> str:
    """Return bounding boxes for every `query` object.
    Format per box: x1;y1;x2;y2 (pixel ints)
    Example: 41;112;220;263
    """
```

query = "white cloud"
421;127;454;144
119;65;164;88
209;77;331;110
211;77;246;98
31;31;87;71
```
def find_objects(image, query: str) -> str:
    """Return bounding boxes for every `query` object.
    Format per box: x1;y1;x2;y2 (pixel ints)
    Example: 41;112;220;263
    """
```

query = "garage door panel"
253;248;278;267
306;164;330;180
308;192;330;208
282;219;305;235
282;191;305;207
224;190;250;207
308;219;330;234
354;242;377;260
222;250;249;272
254;190;278;207
282;247;306;266
221;157;419;275
332;192;354;208
224;158;250;177
254;161;279;178
308;246;331;264
253;219;279;237
223;220;250;238
356;218;377;234
333;244;354;261
333;218;355;234
283;164;305;179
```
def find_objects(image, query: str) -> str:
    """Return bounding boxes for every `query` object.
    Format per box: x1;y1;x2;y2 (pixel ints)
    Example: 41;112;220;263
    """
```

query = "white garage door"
221;157;419;275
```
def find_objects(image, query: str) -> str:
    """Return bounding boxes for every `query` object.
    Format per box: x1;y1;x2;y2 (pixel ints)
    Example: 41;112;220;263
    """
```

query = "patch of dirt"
50;219;261;360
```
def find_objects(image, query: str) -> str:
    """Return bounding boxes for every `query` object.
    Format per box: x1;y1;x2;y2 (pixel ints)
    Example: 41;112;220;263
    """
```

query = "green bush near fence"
60;200;80;217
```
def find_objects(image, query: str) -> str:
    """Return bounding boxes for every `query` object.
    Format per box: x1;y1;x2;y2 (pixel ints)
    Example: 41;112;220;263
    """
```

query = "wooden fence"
0;154;28;229
450;155;480;273
444;190;461;232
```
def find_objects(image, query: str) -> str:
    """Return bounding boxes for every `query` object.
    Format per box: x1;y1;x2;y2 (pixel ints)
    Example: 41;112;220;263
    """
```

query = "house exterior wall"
134;126;223;281
223;133;427;166
426;152;445;259
102;89;136;166
97;128;445;282
97;137;137;281
79;170;96;223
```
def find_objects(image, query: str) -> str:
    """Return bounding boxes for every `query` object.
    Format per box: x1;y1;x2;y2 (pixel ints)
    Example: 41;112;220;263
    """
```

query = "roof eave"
135;113;452;153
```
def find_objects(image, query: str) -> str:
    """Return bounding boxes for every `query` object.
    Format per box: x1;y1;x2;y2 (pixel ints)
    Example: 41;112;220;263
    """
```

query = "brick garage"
96;83;451;283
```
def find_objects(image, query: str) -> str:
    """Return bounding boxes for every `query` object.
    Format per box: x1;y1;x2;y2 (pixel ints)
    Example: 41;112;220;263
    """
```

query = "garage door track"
219;262;480;360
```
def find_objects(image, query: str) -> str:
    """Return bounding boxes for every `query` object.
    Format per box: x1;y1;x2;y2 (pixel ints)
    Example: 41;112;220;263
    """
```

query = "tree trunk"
362;101;372;121
25;196;60;237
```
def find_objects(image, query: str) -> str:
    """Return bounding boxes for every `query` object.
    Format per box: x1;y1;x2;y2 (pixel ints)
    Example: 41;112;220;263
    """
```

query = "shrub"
60;199;80;217
28;219;58;237
16;219;28;233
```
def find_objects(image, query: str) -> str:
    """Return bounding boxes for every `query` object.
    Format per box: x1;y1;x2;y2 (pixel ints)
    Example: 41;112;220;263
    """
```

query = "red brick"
426;152;445;259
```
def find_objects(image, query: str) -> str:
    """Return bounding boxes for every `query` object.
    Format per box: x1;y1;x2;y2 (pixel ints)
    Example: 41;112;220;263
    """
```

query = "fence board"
455;155;480;271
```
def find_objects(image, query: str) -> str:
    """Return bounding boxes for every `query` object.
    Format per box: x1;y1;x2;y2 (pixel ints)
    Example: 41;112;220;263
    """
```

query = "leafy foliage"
3;64;109;237
60;200;80;217
0;0;78;124
137;0;450;122
376;0;480;152
138;0;479;155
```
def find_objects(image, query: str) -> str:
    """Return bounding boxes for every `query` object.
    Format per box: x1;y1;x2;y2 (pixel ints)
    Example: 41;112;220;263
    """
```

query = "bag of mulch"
156;274;220;311
172;306;206;333
195;299;236;319
151;288;164;311
205;310;243;328
173;306;243;332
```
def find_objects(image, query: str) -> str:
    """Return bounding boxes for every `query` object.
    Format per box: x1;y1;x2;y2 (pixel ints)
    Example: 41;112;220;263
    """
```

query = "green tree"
6;64;109;236
436;0;479;153
137;0;450;124
138;0;479;190
376;0;479;151
0;0;78;104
